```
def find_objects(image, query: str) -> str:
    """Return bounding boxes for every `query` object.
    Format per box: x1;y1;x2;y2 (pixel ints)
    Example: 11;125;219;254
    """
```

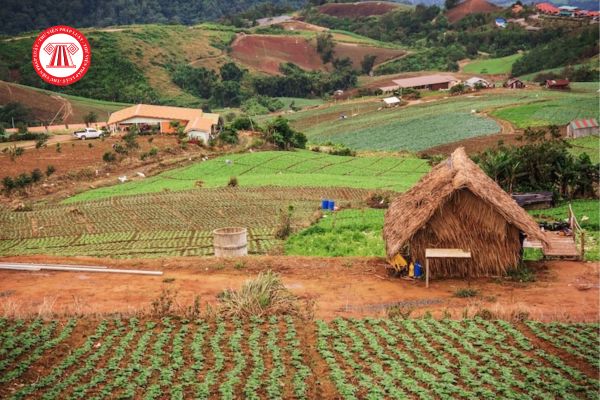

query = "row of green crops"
1;317;597;399
64;150;429;203
284;86;598;151
0;187;372;258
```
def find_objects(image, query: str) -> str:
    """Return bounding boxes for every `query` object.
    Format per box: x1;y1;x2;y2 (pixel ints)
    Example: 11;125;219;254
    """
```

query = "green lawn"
463;54;522;74
276;97;324;109
285;208;385;257
64;150;430;203
569;135;599;164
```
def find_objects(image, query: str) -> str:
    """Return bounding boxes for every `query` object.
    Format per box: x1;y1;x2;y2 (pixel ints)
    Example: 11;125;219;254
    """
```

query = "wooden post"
580;231;585;260
425;258;430;288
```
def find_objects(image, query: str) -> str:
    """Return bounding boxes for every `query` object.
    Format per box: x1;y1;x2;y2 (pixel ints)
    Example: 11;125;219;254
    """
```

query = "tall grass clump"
219;271;297;318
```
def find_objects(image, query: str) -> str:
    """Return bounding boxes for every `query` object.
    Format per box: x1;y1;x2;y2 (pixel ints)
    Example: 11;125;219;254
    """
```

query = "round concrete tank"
213;227;248;257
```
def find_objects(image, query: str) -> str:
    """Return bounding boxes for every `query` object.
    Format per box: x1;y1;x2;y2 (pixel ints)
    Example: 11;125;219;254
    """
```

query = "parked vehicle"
73;127;103;140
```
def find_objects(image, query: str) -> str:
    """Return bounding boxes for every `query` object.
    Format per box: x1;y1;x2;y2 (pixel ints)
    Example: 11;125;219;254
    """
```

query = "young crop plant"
284;316;311;399
243;317;265;400
196;319;226;399
219;319;246;400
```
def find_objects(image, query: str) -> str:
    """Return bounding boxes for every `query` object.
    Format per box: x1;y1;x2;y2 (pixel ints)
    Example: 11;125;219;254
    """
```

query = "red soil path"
318;1;400;18
0;255;597;321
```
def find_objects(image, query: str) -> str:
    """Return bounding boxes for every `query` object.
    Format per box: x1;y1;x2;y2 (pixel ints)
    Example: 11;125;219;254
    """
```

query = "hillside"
317;1;402;17
0;81;127;124
230;34;406;75
0;0;305;35
445;0;500;23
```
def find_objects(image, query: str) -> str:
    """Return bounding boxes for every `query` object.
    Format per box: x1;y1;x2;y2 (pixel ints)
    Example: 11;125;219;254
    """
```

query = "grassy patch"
454;288;478;298
463;54;522;74
569;135;599;164
285;209;385;257
64;150;429;203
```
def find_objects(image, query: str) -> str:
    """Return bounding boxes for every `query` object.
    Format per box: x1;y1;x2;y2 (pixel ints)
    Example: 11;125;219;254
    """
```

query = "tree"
445;0;460;10
361;54;377;74
316;33;335;64
265;117;306;150
0;102;33;126
172;65;218;98
84;111;98;126
220;62;245;82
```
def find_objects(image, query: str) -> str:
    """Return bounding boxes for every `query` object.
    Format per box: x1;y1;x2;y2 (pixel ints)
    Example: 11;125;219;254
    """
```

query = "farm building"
545;79;570;90
504;78;525;89
390;74;458;91
107;104;221;144
383;96;401;107
536;2;559;14
383;147;546;278
465;77;492;88
566;118;599;138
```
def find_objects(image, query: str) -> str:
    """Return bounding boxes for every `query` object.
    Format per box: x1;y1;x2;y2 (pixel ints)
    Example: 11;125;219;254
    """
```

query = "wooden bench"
424;248;472;288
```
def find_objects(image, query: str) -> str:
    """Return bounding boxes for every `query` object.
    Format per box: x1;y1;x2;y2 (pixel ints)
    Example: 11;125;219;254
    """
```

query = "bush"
231;115;256;131
31;168;43;183
45;165;56;177
218;270;298;318
219;127;239;145
275;205;294;239
102;151;117;162
227;176;238;187
454;288;478;298
2;176;15;194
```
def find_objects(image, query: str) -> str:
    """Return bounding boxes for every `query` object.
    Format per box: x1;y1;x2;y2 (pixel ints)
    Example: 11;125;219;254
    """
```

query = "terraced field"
65;150;430;203
0;317;598;399
285;87;599;151
0;187;372;258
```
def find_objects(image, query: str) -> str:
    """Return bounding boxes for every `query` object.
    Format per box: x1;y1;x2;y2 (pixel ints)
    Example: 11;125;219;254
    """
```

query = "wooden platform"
524;232;580;259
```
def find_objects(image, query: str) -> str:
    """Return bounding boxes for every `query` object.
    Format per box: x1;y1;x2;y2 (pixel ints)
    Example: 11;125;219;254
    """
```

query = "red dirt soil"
318;1;400;18
0;81;116;124
230;34;405;75
445;0;500;23
0;255;597;321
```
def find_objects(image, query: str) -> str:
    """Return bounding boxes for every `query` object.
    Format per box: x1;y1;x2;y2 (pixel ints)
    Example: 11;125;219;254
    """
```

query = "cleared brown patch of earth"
0;255;597;322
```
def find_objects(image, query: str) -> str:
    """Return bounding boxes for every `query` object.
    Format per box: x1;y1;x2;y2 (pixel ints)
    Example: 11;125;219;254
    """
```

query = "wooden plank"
425;248;472;258
0;263;162;276
0;263;107;269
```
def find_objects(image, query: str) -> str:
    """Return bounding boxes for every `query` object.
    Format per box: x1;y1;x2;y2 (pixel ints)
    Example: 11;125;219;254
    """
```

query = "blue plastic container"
328;200;335;211
414;262;422;278
321;200;330;210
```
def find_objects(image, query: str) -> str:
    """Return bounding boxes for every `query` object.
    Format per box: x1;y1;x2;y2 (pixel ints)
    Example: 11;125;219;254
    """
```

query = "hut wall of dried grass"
410;189;521;278
384;147;546;278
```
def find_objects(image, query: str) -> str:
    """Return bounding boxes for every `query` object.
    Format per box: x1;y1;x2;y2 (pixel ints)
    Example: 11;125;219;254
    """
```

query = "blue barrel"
321;199;330;210
414;262;422;278
328;200;335;211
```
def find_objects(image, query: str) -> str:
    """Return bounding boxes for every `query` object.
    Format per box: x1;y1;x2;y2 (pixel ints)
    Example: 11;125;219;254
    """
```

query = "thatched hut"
383;148;546;278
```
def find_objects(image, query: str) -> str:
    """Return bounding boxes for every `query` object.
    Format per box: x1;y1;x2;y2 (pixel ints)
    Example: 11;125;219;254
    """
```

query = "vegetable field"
65;150;429;203
0;187;372;258
285;87;599;151
1;317;598;399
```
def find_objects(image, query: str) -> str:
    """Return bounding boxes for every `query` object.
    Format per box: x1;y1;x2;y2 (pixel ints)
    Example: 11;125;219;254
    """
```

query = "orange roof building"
107;104;220;143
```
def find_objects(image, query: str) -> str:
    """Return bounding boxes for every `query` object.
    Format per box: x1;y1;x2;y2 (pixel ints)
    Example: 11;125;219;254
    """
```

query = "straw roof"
384;147;546;259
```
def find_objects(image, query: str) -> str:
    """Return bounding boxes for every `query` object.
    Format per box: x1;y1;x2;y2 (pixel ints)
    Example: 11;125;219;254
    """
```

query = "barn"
107;104;221;144
383;148;546;278
504;78;525;89
566;118;599;138
545;79;570;90
391;74;458;91
465;77;492;88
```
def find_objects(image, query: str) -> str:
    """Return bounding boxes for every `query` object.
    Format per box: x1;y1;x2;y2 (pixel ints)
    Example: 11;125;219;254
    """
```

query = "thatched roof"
384;147;546;258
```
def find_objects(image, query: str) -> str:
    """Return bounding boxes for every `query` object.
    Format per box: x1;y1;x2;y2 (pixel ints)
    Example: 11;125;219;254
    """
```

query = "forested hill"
0;0;305;35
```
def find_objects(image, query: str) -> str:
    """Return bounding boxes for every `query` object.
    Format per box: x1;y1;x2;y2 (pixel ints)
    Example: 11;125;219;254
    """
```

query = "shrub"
35;135;49;149
275;205;294;239
219;270;298;318
227;176;238;187
454;288;478;298
103;151;117;162
507;265;536;282
14;173;33;188
113;143;127;155
2;176;15;194
30;169;43;183
45;165;56;177
231;115;256;131
219;127;239;144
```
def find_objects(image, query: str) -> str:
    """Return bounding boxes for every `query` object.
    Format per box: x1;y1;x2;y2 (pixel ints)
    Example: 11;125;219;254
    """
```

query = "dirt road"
0;255;597;321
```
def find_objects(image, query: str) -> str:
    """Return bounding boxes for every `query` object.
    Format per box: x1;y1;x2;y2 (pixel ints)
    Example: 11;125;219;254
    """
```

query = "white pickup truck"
73;127;103;140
